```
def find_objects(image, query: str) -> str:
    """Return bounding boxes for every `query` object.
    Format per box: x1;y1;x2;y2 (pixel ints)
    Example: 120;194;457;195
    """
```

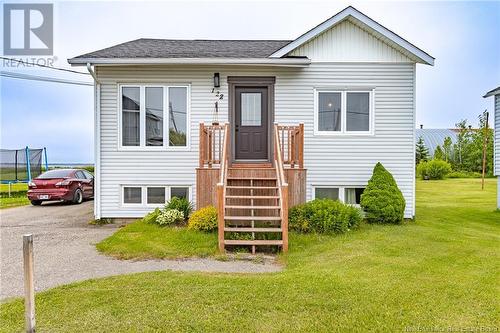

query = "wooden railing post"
217;184;225;252
298;123;304;169
199;123;205;168
281;185;289;252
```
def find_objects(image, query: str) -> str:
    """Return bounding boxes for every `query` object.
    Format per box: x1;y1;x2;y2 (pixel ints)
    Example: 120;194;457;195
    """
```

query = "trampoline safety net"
0;148;43;182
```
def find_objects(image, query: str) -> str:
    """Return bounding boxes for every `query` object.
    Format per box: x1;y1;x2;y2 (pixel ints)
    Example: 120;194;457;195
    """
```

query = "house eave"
483;86;500;98
68;57;311;67
269;6;435;66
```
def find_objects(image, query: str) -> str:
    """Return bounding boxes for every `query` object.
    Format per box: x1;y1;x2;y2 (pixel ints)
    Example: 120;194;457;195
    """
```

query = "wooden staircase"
223;165;285;253
199;122;304;253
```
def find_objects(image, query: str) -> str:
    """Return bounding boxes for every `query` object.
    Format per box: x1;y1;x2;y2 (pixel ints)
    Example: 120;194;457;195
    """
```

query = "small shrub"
188;206;218;232
156;209;184;226
144;208;161;224
289;199;362;234
447;171;482;179
417;160;452;180
166;197;193;221
360;162;405;224
89;218;112;225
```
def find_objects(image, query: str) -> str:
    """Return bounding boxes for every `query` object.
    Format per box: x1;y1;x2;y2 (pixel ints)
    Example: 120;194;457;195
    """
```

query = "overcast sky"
1;0;499;163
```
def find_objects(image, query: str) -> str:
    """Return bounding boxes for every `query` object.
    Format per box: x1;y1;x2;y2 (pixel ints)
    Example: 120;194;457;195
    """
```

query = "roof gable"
270;6;434;65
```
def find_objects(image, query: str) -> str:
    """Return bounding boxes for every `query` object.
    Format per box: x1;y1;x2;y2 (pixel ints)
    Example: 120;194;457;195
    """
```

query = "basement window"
123;187;142;204
314;187;340;200
344;188;365;205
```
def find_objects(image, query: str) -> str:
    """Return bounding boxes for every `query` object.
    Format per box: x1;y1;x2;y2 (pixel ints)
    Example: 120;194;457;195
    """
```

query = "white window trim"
121;184;192;208
118;84;191;151
313;88;374;136
312;185;366;207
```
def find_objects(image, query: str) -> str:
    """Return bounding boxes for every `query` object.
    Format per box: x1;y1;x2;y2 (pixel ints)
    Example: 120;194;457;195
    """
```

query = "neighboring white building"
69;6;434;221
483;86;500;209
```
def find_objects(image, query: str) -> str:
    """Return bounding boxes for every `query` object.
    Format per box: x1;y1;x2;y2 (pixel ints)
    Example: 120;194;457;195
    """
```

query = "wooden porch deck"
196;123;306;253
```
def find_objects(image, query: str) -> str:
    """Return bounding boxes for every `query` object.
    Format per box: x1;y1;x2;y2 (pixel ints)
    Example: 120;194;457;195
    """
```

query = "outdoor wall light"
213;73;220;88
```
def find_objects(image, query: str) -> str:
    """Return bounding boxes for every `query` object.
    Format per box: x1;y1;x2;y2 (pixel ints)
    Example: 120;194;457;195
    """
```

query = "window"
146;87;163;146
315;90;372;134
120;85;189;148
241;93;262;126
313;186;366;205
168;87;187;147
345;188;365;205
315;187;339;200
318;92;341;132
147;187;165;204
346;92;370;131
171;187;189;200
124;187;142;204
83;170;94;179
122;87;140;146
75;171;86;179
122;185;191;206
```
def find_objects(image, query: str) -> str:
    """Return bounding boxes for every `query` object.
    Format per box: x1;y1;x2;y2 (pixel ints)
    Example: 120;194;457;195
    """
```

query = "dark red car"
27;169;94;205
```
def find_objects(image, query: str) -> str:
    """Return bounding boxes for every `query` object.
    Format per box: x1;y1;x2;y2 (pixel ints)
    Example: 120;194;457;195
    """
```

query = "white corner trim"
269;6;434;66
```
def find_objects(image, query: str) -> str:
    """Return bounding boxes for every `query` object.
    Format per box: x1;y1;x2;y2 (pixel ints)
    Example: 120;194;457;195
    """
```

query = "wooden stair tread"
227;177;277;180
226;186;277;189
224;216;281;221
226;205;280;209
224;240;283;246
224;227;282;232
226;195;279;199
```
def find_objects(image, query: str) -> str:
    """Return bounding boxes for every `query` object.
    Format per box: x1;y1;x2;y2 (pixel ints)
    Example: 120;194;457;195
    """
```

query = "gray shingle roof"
71;39;293;59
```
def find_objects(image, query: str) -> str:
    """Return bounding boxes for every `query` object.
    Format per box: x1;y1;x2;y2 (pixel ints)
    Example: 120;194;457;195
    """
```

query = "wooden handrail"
199;123;226;169
216;123;229;252
274;123;289;252
275;124;304;169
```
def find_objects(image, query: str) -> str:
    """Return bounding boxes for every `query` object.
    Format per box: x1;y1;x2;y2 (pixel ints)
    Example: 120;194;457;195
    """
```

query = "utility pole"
481;110;489;190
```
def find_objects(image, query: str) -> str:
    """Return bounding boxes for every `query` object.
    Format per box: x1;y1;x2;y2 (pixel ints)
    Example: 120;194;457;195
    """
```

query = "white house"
483;86;500;209
69;6;434;251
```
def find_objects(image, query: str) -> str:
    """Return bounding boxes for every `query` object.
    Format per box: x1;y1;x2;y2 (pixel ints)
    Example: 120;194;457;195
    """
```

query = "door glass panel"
318;92;341;132
146;87;163;146
241;93;261;126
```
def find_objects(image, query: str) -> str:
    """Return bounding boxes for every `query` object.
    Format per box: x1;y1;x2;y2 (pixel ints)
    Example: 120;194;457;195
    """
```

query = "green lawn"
96;220;218;259
1;179;498;332
0;183;29;209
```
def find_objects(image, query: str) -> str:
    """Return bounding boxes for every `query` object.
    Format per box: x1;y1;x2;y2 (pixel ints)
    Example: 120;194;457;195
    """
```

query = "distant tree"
443;136;453;162
416;136;429;165
434;145;444;160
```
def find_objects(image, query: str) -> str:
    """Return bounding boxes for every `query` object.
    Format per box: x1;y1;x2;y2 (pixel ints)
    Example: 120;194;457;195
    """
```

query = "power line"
0;56;90;75
1;71;93;86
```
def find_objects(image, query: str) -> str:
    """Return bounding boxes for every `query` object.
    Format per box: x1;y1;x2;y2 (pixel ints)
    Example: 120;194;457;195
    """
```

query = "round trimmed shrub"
360;162;405;224
156;209;184;226
289;199;363;234
188;206;218;232
417;159;452;180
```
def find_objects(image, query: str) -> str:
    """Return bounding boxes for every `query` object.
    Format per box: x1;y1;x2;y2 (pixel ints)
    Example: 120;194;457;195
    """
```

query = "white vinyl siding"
495;94;500;176
96;62;415;218
289;19;415;63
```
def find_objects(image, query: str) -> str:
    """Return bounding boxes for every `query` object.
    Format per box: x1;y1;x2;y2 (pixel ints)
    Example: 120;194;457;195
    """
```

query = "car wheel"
72;189;83;204
31;200;42;206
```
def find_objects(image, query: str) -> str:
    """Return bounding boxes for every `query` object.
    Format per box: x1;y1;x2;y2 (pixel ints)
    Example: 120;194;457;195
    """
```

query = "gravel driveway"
0;201;281;300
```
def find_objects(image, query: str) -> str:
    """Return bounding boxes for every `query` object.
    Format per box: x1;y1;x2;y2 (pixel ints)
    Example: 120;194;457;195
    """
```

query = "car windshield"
37;169;73;179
